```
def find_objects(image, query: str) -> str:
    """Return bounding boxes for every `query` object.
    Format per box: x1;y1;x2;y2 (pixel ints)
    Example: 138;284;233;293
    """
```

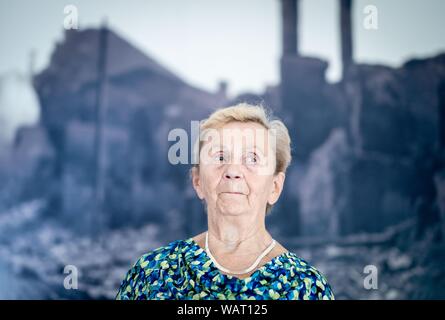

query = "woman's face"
192;121;285;217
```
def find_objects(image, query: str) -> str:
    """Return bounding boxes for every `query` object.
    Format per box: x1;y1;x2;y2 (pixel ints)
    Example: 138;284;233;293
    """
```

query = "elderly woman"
116;103;334;300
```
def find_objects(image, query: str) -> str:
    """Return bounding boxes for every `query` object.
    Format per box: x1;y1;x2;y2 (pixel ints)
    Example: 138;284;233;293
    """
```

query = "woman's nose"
223;166;243;180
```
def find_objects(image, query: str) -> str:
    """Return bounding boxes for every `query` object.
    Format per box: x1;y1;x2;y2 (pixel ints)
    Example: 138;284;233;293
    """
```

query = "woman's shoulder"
127;238;192;273
284;252;327;278
279;252;335;300
136;239;188;267
115;238;190;300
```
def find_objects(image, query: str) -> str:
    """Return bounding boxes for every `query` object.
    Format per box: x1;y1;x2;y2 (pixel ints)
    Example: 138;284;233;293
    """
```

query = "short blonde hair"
192;102;292;214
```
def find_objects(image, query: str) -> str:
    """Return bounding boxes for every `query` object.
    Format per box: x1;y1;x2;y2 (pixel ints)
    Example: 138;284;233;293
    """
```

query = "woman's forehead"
204;122;272;151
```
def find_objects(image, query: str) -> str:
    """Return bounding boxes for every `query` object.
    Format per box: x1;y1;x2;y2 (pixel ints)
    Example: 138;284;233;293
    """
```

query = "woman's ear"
267;172;285;206
191;166;205;200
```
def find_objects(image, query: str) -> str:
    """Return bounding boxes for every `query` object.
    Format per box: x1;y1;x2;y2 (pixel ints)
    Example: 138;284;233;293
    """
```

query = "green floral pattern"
116;237;335;300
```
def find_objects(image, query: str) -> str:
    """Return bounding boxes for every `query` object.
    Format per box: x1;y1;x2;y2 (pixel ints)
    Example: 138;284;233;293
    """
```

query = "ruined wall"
30;28;225;234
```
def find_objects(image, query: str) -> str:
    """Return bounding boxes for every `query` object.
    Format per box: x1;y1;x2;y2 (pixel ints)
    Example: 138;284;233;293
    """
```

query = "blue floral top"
116;237;334;300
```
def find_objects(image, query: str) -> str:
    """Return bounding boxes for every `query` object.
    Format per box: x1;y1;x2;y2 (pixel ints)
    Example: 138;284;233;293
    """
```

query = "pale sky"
0;0;444;97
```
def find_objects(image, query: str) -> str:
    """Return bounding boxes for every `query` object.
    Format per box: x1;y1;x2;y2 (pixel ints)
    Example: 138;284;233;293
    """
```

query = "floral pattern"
116;237;335;300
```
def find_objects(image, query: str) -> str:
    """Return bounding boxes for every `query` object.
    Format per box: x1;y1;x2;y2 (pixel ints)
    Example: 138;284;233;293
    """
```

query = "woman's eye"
214;152;227;163
245;153;258;165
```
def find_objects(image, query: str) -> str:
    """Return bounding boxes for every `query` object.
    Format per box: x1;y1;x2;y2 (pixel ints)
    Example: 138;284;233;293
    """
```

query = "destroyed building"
2;0;444;242
278;0;445;237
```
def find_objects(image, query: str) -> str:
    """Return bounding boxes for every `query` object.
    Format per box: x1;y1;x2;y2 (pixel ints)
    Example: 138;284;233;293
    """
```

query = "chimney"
281;0;299;56
340;0;353;77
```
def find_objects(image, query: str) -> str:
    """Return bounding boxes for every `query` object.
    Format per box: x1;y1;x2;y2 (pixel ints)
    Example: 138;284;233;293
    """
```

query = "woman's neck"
206;211;272;257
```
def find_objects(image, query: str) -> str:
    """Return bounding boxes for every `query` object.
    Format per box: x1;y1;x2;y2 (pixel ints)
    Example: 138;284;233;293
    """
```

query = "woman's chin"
217;206;247;216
